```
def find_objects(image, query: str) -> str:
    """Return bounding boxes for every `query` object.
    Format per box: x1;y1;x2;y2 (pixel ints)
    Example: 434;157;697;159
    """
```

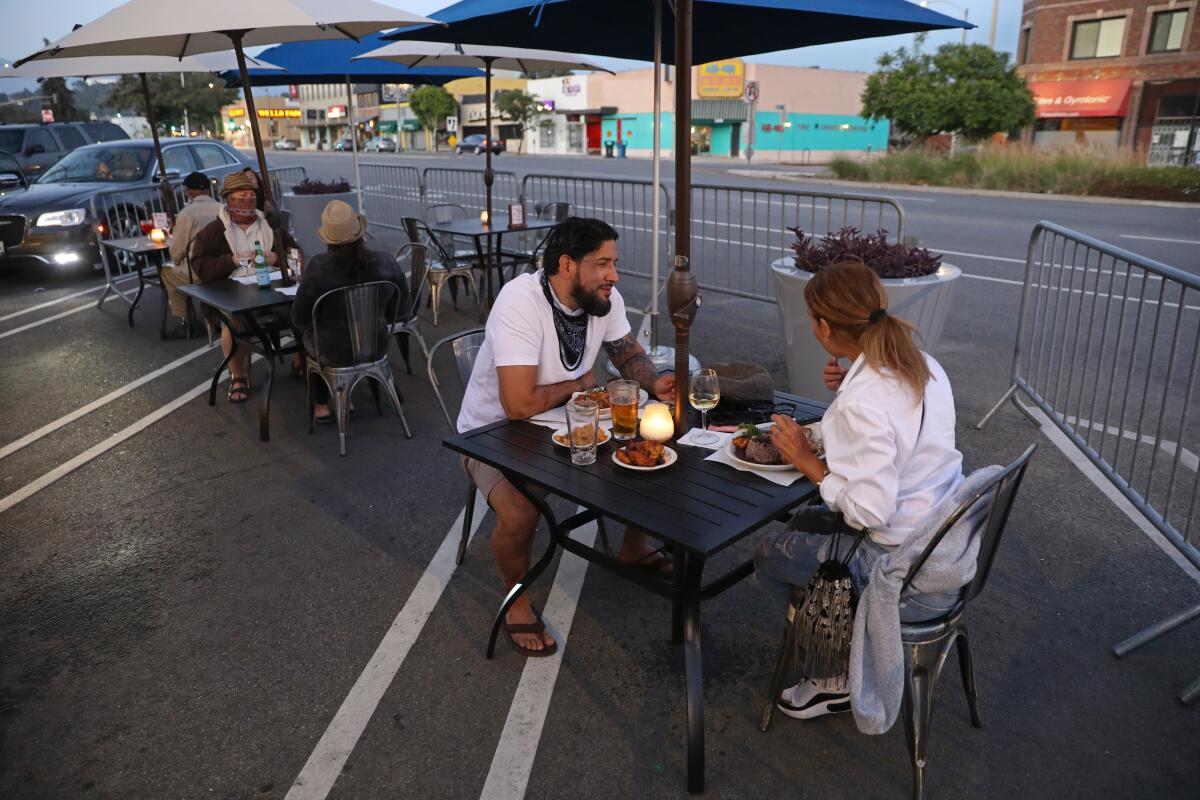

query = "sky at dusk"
3;0;1023;91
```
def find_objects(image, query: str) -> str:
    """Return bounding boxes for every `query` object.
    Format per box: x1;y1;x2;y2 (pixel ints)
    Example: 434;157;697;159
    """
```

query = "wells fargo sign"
697;60;745;99
1029;79;1132;118
228;107;300;119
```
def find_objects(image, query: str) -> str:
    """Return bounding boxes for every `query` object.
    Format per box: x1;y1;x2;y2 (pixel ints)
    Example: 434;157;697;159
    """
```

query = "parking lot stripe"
284;493;487;800
479;519;596;800
0;343;213;461
0;276;136;322
1119;234;1200;246
0;295;116;340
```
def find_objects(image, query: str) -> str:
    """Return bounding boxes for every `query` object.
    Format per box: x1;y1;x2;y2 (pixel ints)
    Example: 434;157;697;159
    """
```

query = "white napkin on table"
527;405;614;432
277;284;299;297
702;438;805;487
232;270;283;285
676;427;728;451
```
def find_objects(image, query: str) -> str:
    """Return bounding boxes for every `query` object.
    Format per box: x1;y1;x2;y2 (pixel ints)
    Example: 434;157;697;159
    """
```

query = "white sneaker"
777;679;851;720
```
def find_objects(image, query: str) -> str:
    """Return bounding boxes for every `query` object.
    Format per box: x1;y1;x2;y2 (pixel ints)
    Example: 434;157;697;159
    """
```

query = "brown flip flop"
503;612;558;658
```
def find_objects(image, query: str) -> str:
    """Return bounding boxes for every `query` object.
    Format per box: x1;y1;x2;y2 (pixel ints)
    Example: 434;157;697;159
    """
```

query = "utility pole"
989;0;999;48
180;73;189;137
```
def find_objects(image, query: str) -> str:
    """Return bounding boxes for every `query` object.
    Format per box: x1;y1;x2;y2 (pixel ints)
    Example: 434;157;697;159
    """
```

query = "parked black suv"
0;137;254;270
0;122;129;178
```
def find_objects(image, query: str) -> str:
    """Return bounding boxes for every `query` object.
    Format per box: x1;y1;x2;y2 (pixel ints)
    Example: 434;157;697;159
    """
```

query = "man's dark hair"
541;217;619;276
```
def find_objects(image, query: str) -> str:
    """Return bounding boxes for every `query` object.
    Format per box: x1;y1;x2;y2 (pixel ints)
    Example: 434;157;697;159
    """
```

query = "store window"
538;121;555;148
1148;9;1189;53
1070;17;1126;59
1019;27;1032;64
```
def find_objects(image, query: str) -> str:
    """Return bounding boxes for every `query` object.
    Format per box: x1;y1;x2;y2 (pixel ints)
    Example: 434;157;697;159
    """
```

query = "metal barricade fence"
422;167;519;216
977;221;1200;703
689;184;906;302
518;173;673;282
358;162;423;231
267;165;307;201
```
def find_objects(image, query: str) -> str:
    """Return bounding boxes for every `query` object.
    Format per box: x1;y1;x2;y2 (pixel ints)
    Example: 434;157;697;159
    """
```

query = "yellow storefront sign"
227;107;300;119
697;60;744;99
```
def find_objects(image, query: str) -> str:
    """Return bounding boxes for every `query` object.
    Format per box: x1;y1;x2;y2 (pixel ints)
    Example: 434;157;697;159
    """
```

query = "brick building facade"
1017;0;1200;164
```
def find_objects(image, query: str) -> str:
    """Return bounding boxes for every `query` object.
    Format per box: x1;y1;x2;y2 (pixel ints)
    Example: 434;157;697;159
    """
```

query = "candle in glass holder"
148;228;166;244
639;403;674;443
479;210;489;226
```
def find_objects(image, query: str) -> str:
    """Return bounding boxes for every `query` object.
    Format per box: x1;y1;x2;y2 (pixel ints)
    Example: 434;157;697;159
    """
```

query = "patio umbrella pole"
346;75;365;213
139;72;175;215
484;56;495;318
649;0;661;356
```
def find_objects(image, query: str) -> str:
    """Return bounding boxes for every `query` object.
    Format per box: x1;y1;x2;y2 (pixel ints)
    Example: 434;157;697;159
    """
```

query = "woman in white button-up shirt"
755;260;964;721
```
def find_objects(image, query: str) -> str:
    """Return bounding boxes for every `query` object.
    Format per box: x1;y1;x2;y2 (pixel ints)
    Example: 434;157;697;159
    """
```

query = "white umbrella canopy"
0;52;281;79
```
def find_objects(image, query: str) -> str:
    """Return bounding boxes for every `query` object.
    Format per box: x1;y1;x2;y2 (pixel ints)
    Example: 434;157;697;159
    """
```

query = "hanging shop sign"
697;59;745;99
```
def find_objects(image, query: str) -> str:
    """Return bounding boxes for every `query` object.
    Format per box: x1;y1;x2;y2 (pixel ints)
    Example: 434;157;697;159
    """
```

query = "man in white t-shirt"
458;217;675;657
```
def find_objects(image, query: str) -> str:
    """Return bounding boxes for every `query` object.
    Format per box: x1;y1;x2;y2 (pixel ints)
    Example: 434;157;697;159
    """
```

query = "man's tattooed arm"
603;333;659;392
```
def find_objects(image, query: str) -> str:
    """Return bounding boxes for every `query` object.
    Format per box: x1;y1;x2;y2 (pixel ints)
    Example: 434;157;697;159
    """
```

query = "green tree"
103;73;236;134
41;77;78;121
521;69;573;79
408;85;458;151
495;90;545;153
861;43;1035;143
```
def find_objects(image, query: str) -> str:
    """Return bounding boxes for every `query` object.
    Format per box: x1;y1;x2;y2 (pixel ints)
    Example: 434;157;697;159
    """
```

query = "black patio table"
100;236;169;333
443;391;826;794
178;277;297;442
428;212;558;308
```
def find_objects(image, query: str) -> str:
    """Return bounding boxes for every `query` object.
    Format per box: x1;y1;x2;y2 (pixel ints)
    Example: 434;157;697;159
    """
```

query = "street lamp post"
920;0;969;45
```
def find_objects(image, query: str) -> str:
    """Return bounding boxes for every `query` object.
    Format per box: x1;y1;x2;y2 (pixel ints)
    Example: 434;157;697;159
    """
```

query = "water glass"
607;379;640;441
565;397;600;465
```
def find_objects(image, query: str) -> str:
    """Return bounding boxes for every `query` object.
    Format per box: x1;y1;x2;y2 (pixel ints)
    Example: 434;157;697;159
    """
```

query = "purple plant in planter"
291;177;352;195
788;226;942;279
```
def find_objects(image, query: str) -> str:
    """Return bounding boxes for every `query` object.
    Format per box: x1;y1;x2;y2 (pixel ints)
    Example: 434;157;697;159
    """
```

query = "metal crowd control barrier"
267;165;308;201
422;167;519;216
977;221;1200;704
358;163;423;231
689;184;905;302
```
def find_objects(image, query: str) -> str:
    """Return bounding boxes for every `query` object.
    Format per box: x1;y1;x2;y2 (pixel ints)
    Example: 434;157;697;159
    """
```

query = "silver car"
365;137;396;153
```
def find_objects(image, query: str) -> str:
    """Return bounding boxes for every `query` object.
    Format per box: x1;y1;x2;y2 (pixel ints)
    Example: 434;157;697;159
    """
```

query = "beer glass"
607;379;640;441
565;397;600;465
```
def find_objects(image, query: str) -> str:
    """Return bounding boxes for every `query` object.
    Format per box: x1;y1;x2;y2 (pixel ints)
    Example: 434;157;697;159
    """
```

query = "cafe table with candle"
427;212;558;311
443;390;827;794
100;234;172;336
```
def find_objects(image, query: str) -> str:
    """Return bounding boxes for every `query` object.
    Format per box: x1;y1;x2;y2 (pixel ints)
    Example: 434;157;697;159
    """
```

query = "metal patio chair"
305;280;412;457
402;217;479;327
507;201;571;279
759;444;1037;800
425;203;476;257
390;242;432;375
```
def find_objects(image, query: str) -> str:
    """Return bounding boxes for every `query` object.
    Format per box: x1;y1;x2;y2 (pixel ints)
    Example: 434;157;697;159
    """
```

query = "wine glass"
688;369;721;445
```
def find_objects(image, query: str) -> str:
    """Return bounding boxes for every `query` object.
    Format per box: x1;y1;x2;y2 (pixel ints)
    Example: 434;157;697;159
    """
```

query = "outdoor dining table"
444;390;826;794
100;236;170;334
177;275;298;442
427;212;558;309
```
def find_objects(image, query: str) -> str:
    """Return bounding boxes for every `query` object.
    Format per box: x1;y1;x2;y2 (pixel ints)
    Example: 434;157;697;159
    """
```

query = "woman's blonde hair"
803;261;931;401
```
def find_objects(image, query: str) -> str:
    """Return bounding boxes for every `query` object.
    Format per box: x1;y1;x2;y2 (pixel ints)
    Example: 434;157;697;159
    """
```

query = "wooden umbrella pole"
483;57;495;319
140;72;175;215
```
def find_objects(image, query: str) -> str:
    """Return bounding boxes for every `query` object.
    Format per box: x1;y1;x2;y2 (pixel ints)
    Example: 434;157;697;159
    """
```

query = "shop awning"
692;99;749;121
1030;79;1132;118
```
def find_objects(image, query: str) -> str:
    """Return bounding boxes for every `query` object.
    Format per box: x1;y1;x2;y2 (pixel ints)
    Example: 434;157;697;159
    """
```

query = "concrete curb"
725;169;1200;210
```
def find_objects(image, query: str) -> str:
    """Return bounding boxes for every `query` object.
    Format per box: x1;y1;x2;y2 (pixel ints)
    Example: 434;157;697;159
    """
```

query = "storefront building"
525;76;614;155
295;84;382;150
220;96;302;149
1018;0;1200;165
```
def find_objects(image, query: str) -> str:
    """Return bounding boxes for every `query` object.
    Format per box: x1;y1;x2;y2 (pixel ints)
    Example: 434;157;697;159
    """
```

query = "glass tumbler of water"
607;379;640;441
688;368;721;445
565;397;600;465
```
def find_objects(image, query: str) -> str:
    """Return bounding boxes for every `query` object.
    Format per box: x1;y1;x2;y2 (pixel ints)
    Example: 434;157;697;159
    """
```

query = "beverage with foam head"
607;379;640;441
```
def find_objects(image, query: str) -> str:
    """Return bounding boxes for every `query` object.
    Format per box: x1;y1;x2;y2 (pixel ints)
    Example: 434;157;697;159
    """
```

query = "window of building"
1148;9;1189;53
1070;16;1126;59
1019;27;1033;64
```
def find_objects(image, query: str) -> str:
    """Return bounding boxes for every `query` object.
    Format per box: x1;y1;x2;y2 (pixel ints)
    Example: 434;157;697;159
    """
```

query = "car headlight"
36;208;86;227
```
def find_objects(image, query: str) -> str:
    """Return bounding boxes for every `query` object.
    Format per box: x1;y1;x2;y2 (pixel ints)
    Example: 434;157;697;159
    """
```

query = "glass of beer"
607;379;640;441
565;397;599;465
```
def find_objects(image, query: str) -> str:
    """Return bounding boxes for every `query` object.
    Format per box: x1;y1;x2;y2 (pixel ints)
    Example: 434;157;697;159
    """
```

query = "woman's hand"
265;249;279;266
771;414;825;481
824;357;847;391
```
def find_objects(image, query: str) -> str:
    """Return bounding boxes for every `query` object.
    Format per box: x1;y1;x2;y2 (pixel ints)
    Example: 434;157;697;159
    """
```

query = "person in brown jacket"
191;171;301;403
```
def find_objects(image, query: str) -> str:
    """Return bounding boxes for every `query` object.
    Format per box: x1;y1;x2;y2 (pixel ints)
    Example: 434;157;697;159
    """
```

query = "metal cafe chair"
507;201;571;279
759;444;1037;800
305;280;412;457
390;242;432;375
402;217;479;327
425;203;476;257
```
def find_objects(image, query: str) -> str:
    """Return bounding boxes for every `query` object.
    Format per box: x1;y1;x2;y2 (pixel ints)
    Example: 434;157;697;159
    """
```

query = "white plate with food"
552;426;611;448
611;441;677;471
572;387;650;420
726;421;822;471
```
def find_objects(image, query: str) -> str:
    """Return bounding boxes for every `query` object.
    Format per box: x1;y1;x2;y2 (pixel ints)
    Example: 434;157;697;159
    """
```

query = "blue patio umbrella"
219;33;484;211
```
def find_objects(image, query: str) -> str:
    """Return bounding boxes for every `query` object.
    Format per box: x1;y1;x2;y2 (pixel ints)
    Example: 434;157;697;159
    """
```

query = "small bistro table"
427;213;558;309
99;236;170;334
444;391;826;794
178;277;297;442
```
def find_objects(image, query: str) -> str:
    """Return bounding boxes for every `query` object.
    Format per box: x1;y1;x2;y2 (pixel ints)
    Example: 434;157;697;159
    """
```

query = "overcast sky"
4;0;1022;85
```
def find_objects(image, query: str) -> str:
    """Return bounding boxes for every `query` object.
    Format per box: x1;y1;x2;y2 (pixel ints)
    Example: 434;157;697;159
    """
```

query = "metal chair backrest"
402;216;453;265
901;444;1037;605
426;327;486;432
393;242;430;325
426;203;468;225
537;201;571;222
311;280;402;367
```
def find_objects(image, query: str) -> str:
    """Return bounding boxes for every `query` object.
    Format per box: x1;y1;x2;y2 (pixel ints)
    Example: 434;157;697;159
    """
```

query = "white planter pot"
770;257;962;402
282;190;356;260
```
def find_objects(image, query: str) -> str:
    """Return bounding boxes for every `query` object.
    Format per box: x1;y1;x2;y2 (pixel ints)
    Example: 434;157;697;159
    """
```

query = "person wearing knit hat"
161;171;221;336
291;200;406;425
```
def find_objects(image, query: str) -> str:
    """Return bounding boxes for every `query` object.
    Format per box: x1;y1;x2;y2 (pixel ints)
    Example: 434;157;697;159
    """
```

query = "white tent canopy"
1;52;281;80
355;41;611;74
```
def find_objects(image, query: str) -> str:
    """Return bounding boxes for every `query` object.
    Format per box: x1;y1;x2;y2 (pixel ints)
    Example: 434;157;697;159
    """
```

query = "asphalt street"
1;150;1198;800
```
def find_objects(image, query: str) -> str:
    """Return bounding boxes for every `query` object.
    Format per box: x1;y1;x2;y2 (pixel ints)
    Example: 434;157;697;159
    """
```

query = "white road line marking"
1119;234;1200;246
479;517;596;800
962;273;1024;286
1063;415;1199;474
0;294;116;340
1023;403;1200;585
0;275;137;322
285;494;487;800
0;344;213;461
935;248;1026;264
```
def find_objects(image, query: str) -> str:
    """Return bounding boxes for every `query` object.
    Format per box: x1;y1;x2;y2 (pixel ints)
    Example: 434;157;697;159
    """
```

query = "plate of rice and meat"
726;422;822;471
571;387;649;420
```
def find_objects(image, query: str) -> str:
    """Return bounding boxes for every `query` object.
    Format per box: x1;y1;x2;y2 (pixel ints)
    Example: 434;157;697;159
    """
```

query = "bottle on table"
254;240;270;288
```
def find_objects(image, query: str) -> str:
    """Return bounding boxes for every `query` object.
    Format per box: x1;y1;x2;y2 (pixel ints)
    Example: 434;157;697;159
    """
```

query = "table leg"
672;547;686;645
207;310;238;406
128;257;147;327
244;316;278;443
474;234;490;321
681;552;706;795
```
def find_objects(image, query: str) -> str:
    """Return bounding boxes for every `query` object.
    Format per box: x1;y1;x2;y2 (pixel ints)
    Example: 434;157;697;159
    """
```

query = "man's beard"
571;273;612;316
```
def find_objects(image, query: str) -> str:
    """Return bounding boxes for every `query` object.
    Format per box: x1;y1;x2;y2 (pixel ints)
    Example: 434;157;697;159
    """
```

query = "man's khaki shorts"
461;455;547;505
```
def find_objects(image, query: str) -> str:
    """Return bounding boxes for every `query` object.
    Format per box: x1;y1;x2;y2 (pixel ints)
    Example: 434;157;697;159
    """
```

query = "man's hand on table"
652;372;675;401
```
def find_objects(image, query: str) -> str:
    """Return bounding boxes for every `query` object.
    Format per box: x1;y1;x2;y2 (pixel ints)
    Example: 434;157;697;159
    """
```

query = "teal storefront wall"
602;111;887;153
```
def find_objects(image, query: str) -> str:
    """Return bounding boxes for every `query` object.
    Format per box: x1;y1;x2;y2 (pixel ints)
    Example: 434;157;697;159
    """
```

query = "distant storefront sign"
697;59;745;99
1030;79;1132;118
327;104;348;119
288;85;299;99
382;84;413;103
562;77;581;96
228;107;299;119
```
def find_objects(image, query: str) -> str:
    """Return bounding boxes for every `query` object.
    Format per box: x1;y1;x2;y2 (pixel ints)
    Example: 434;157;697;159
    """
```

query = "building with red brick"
1016;0;1199;164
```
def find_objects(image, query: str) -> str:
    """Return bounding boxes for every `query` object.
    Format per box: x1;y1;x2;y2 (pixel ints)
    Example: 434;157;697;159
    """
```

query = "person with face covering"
455;217;677;657
190;171;301;404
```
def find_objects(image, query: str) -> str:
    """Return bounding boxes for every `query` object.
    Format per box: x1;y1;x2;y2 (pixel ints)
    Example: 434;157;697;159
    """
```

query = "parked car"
333;137;355;151
272;138;298;151
0;121;130;178
0;137;254;270
364;136;396;153
455;134;504;155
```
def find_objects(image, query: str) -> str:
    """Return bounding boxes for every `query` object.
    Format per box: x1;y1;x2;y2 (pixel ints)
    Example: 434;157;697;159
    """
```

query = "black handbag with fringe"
794;523;866;689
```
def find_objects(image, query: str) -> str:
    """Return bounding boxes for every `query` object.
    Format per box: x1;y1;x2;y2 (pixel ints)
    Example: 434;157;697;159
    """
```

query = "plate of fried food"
572;387;650;420
612;439;677;471
552;426;611;448
726;421;820;471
